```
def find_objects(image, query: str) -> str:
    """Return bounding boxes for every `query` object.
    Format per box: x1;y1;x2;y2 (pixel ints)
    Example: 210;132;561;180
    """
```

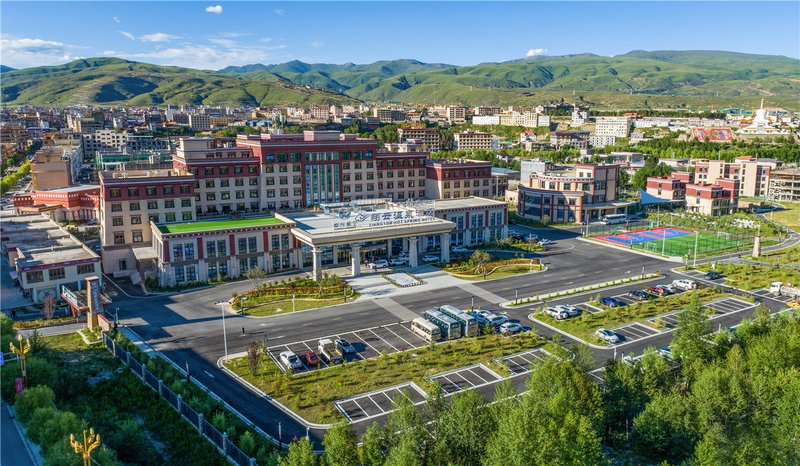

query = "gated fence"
102;332;257;466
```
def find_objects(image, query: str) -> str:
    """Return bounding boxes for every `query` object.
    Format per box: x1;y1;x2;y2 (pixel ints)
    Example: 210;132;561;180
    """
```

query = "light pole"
693;231;699;267
215;302;229;363
9;334;30;388
70;428;101;466
278;422;282;449
306;426;310;440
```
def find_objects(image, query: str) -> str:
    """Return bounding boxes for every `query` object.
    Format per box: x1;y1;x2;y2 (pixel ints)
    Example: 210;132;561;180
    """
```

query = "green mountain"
2;51;799;110
1;58;356;107
0;65;15;73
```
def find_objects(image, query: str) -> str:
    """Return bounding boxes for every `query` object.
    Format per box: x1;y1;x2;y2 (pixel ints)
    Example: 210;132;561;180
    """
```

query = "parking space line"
368;328;399;352
466;368;491;384
383;325;417;349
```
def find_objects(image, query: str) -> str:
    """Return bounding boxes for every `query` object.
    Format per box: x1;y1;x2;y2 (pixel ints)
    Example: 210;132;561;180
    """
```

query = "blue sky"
2;1;799;69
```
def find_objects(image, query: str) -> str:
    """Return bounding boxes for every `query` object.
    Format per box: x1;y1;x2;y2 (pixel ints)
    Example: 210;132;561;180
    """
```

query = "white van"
411;317;441;342
672;279;696;291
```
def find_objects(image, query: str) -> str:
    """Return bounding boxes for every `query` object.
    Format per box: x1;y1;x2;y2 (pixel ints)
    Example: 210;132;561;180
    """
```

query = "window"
149;214;159;223
77;264;94;274
131;216;142;225
182;212;192;221
165;200;175;208
110;189;121;198
146;187;157;196
204;167;214;176
234;166;243;174
26;271;44;283
165;213;176;222
48;268;65;280
280;189;289;197
180;185;190;194
220;166;229;175
185;265;197;282
111;203;122;212
112;217;124;226
163;186;174;195
248;165;258;174
207;193;216;201
236;191;245;199
206;180;215;188
147;201;158;209
175;266;184;283
250;190;259;198
129;202;140;211
181;199;191;207
235;179;244;187
221;179;230;187
114;232;126;244
132;230;143;243
249;178;258;186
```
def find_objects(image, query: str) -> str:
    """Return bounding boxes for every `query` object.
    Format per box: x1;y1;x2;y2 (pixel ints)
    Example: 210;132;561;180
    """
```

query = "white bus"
423;309;462;340
411;317;441;342
601;213;627;225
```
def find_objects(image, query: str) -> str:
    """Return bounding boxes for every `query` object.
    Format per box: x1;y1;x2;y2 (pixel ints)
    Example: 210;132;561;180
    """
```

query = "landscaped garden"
443;250;543;281
534;288;747;345
232;274;357;316
225;331;548;424
769;202;800;231
759;245;800;266
692;261;800;290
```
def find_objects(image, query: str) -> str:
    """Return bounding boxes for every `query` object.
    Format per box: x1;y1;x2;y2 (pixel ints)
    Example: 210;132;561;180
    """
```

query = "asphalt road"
95;225;796;446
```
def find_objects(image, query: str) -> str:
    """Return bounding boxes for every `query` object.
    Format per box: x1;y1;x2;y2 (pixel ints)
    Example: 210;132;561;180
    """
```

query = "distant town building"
453;131;499;151
188;114;212;131
549;131;590;150
594;116;631;138
446;106;466;124
767;168;800;203
425;159;493;200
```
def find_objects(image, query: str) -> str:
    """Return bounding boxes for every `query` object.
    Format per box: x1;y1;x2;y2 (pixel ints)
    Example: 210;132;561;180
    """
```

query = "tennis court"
596;227;742;257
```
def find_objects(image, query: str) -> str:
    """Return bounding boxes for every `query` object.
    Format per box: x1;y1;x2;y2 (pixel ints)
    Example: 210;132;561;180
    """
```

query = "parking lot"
428;364;502;394
267;321;429;373
334;382;428;422
574;303;604;314
499;348;548;375
610;322;660;344
703;297;756;315
649;311;681;329
751;287;794;303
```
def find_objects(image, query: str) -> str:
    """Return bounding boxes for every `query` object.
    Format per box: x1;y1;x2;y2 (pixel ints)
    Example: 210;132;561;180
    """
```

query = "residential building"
646;172;692;201
425;159;493;200
446;106;466;124
517;163;631;223
375;151;428;202
594;116;631;137
453;131;498;151
30;146;73;190
474;106;502;116
520;159;555;184
373;108;407;123
549;131;590;150
694;156;773;198
189;114;212;131
686;179;739;216
13;185;100;223
397;128;441;152
589;135;618;148
767;168;800;203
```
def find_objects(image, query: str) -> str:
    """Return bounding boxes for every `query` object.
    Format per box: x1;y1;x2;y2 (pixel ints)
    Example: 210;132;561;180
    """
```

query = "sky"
1;1;799;70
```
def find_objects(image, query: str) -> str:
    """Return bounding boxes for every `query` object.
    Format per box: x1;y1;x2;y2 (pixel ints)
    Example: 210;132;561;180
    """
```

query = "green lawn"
243;295;355;317
630;233;742;257
693;262;800;290
157;216;286;234
454;264;543;281
225;332;546;424
536;288;742;345
770;202;800;231
759;245;800;266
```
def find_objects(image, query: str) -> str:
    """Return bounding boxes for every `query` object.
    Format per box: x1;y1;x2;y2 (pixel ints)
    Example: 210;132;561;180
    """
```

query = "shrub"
15;385;56;424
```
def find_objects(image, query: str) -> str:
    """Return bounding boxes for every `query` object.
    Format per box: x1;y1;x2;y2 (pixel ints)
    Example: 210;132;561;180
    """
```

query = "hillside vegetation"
3;51;799;109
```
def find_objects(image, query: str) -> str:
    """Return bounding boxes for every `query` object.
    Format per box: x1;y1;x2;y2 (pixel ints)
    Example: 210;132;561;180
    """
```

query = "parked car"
599;296;625;308
422;255;439;262
389;257;408;266
658;284;676;294
628;289;653;301
452;246;469;253
301;351;321;366
487;314;509;327
546;306;569;320
279;351;303;370
672;279;697;291
317;339;343;364
469;312;491;326
499;322;523;335
656;346;674;360
335;338;356;354
538;238;554;246
509;230;523;239
369;259;389;269
560;304;582;317
649;286;668;296
594;329;620;344
704;271;722;280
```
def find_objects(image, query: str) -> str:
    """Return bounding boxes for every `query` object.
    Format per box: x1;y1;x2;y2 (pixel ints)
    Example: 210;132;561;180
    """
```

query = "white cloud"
205;5;223;14
526;48;547;58
0;37;80;68
120;38;291;69
273;8;285;15
140;32;179;42
112;16;120;23
259;37;273;43
310;40;325;49
119;31;136;41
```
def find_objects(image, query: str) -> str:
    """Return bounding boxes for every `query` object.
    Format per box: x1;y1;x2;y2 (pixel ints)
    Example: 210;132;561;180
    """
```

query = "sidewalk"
1;401;41;466
349;266;464;300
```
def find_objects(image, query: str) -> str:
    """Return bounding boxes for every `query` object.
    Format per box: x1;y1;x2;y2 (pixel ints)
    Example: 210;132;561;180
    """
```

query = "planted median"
224;331;547;424
690;260;800;291
444;250;544;281
232;274;358;317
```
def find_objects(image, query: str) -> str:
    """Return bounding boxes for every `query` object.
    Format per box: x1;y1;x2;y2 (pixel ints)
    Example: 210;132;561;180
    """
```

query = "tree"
42;293;56;320
244;268;268;290
322;422;359;466
280;437;317;466
359;423;389;466
631;155;673;191
15;385;56;424
429;389;493;466
247;341;261;376
602;359;646;443
632;391;697;463
671;294;711;369
470;250;491;279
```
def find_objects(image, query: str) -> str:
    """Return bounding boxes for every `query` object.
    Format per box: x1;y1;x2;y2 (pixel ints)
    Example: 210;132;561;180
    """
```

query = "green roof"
157;217;286;235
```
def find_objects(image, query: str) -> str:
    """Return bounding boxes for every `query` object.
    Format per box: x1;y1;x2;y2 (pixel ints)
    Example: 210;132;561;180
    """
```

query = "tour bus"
423;309;462;340
438;304;479;337
601;213;627;225
411;317;442;342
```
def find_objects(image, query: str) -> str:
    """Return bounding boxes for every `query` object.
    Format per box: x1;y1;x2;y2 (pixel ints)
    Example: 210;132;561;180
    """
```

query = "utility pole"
693;231;699;267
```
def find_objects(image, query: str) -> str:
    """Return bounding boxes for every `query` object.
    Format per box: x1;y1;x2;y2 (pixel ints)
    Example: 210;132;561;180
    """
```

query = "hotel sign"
333;201;436;231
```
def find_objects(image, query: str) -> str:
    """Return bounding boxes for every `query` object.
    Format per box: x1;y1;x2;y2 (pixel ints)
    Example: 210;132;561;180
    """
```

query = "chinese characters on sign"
333;202;436;231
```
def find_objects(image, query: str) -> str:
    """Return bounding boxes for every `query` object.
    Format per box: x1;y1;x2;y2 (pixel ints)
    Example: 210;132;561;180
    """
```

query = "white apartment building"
589;135;618;148
594;117;631;137
447;106;466;124
453;131;499;151
189;114;212;131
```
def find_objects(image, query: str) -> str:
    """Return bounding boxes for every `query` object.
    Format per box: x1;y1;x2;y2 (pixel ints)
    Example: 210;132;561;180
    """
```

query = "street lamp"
215;302;229;363
70;428;101;466
9;334;30;388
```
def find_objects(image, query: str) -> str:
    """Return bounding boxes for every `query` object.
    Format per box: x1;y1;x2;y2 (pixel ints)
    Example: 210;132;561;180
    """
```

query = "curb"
501;273;663;308
4;403;43;466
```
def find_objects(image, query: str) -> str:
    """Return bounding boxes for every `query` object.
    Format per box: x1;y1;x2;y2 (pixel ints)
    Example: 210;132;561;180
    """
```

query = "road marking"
203;370;215;378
